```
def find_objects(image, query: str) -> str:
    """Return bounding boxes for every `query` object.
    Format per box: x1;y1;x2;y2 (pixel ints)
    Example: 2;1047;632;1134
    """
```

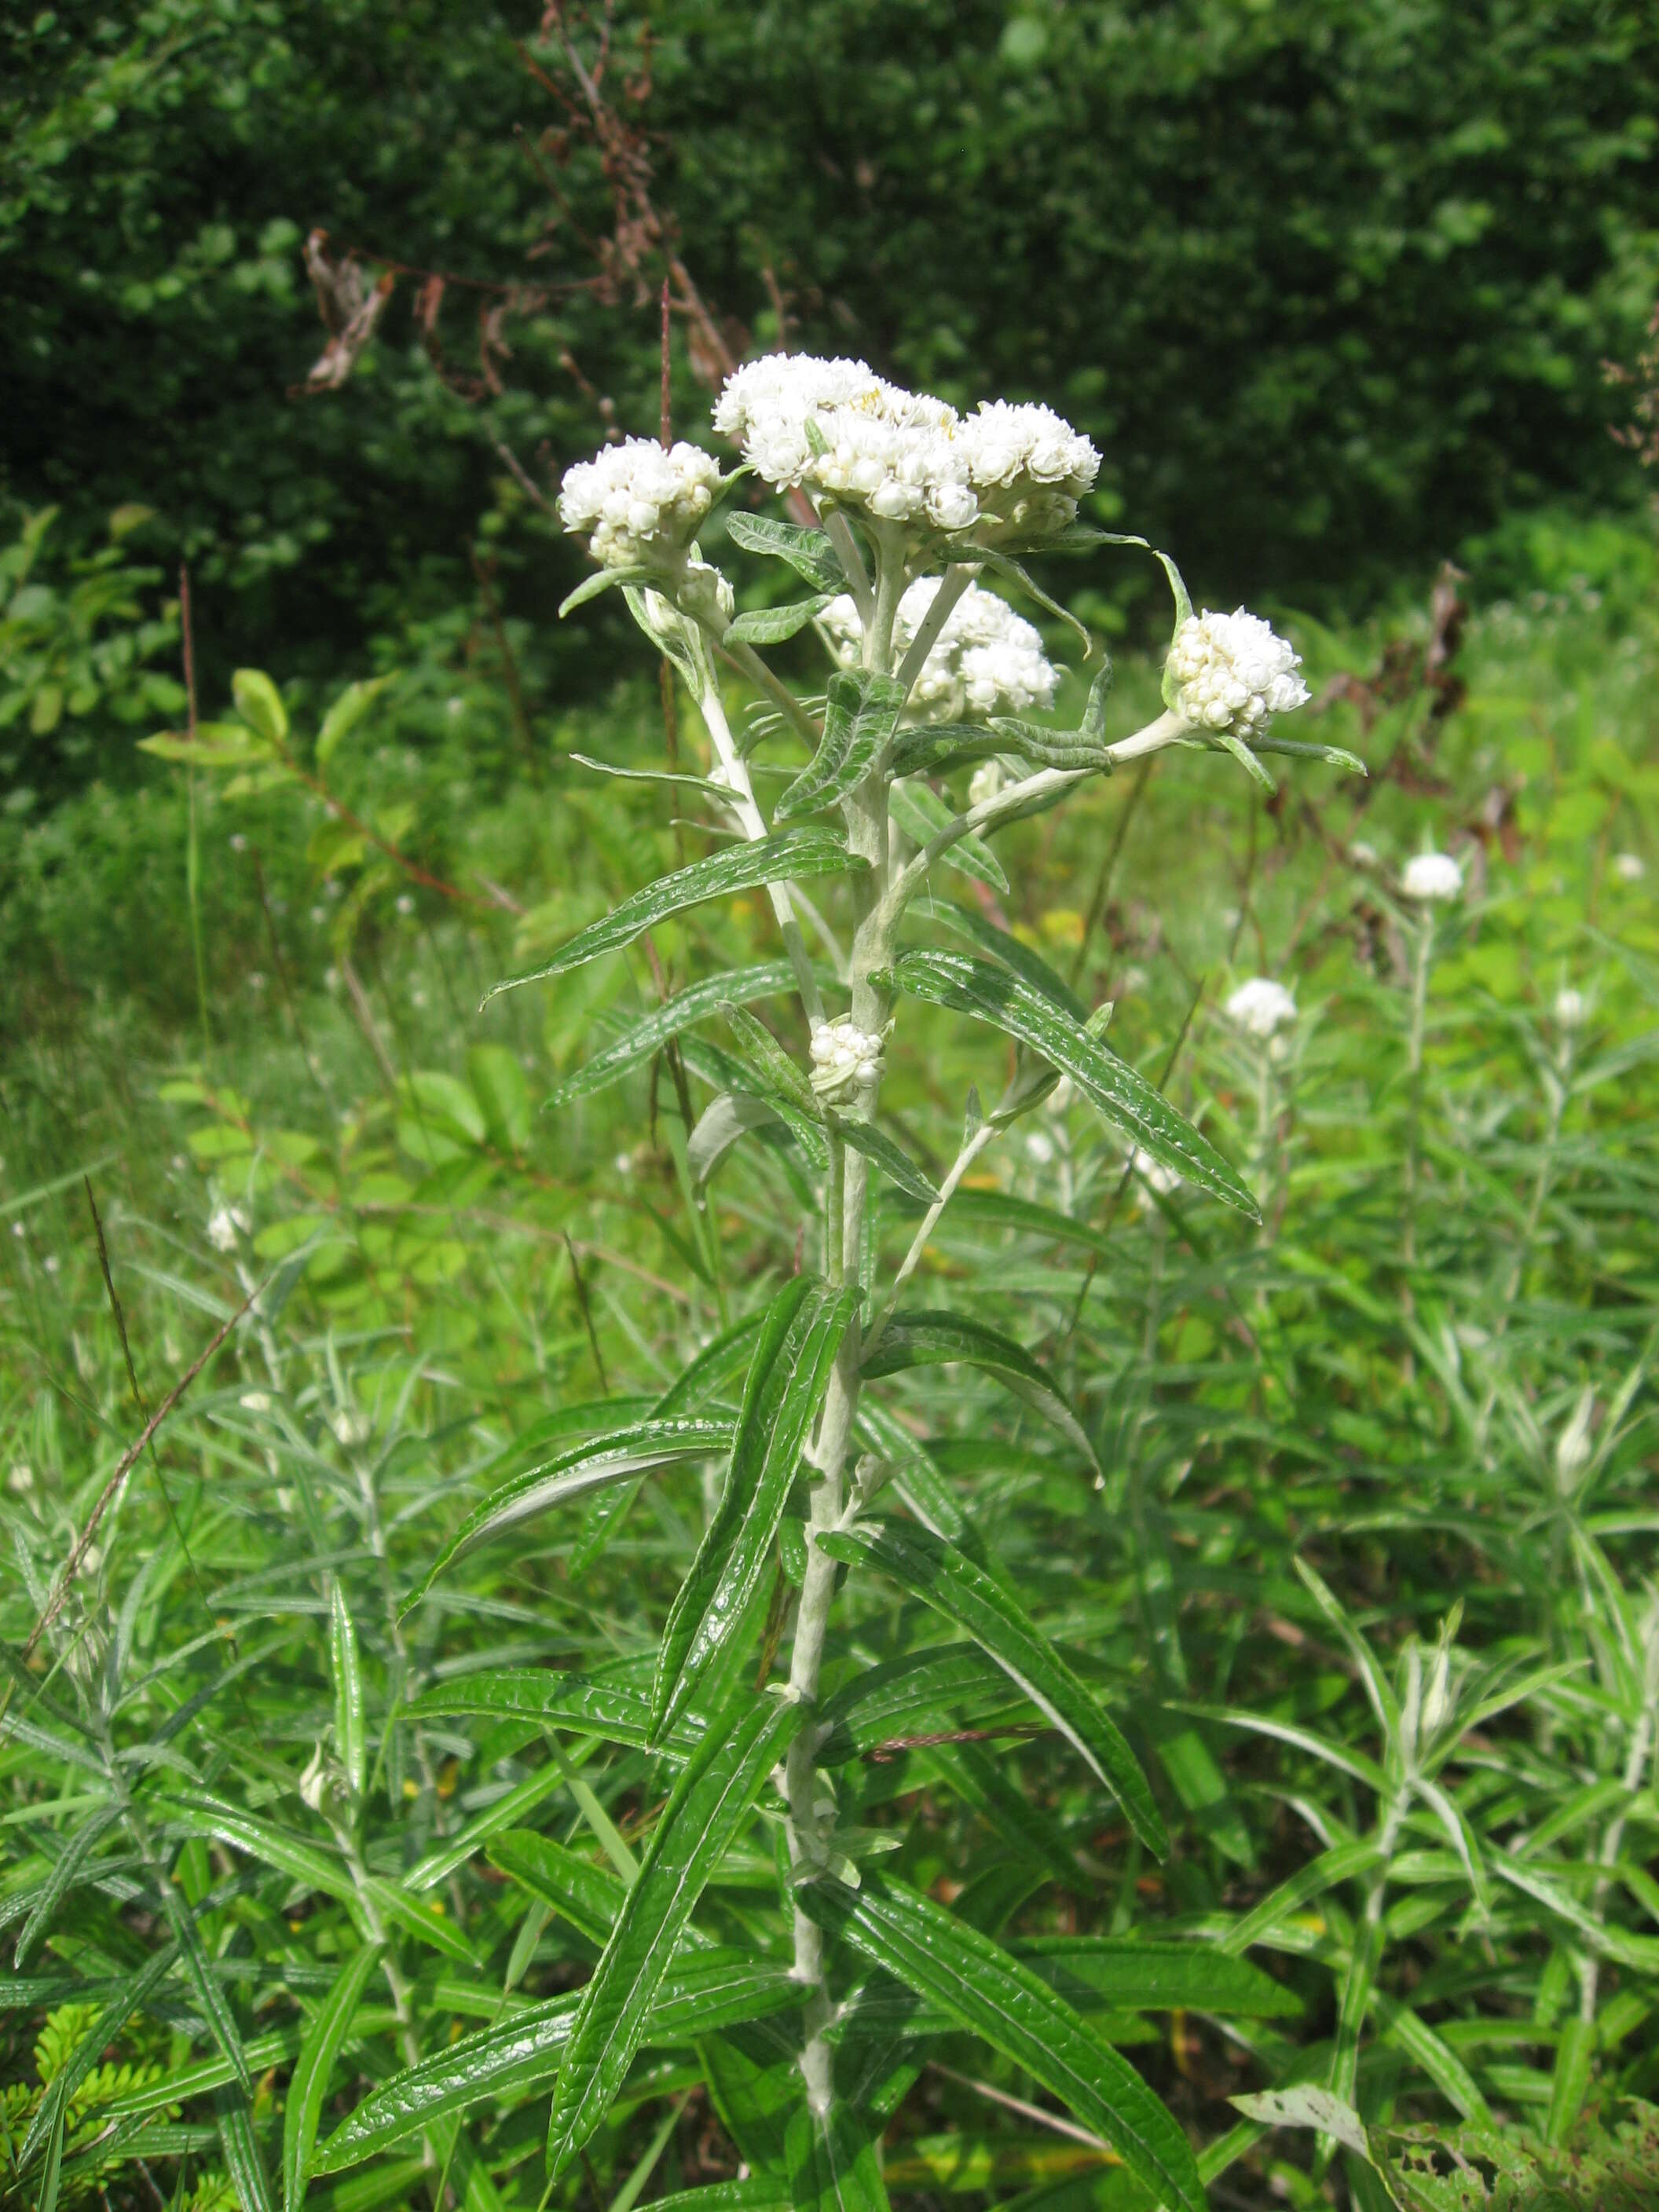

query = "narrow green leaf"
489;1829;629;1945
689;1091;828;1188
801;1873;1206;2212
216;2089;276;2212
159;1881;252;2097
976;549;1092;651
776;670;904;820
559;564;657;617
786;2099;893;2212
816;1520;1164;1852
14;1805;121;1968
1218;1840;1386;1956
889;1185;1112;1261
404;1763;569;1893
20;1940;181;2170
724;513;844;591
546;965;800;1108
546;1693;804;2178
728;592;837;644
888;778;1009;892
484;830;860;1005
817;1643;1026;1765
401;1419;732;1613
888;723;1003;779
408;1672;701;1758
652;1280;856;1738
1017;1937;1302;2018
894;947;1258;1215
648;2186;790;2211
329;1585;366;1800
283;1943;383;2212
925;899;1090;1022
313;1951;795;2175
826;1114;939;1203
862;1309;1097;1471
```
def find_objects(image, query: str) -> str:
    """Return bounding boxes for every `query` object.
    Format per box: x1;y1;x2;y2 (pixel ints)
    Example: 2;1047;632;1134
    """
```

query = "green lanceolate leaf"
20;1939;181;2170
401;1419;732;1614
546;965;800;1108
728;592;837;644
490;1830;629;1945
216;2087;276;2212
925;900;1090;1021
786;2100;893;2212
313;1950;796;2175
484;830;860;1005
888;723;1004;779
776;669;905;820
862;1308;1097;1470
409;1672;702;1758
894;947;1258;1215
800;1873;1205;2212
689;1091;829;1188
558;564;657;617
816;1521;1165;1853
283;1942;383;2211
826;1113;940;1203
816;1643;1027;1765
158;1880;252;2096
975;549;1091;650
13;1804;121;1968
546;1691;804;2179
1247;732;1366;775
652;1280;857;1739
890;1185;1113;1262
888;778;1009;892
329;1584;365;1800
724;513;844;591
649;2186;792;2211
1016;1938;1302;2019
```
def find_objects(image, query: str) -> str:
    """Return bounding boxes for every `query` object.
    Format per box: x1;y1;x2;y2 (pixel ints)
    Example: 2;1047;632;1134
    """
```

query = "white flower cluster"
969;759;1009;809
1401;851;1462;903
1225;978;1298;1038
1552;987;1586;1030
1166;608;1309;738
714;354;1099;539
558;437;722;569
207;1204;249;1254
809;1016;885;1101
822;579;1057;720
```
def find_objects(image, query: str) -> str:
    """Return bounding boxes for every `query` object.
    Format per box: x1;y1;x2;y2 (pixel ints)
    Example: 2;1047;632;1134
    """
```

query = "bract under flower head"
1167;608;1309;738
716;352;977;532
1401;851;1463;903
821;579;1057;721
1225;977;1298;1038
558;437;721;569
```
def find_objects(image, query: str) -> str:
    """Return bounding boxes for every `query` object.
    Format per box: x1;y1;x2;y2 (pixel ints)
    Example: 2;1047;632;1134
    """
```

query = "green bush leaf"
776;669;904;820
723;514;844;591
727;592;837;644
232;668;288;746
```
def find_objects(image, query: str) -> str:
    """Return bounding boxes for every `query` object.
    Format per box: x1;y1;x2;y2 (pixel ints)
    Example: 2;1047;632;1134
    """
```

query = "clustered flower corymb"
821;578;1058;720
712;354;1101;540
1166;608;1310;739
809;1016;886;1101
558;437;723;569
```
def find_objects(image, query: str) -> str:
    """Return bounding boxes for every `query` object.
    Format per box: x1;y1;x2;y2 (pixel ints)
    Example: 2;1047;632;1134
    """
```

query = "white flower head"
6;1463;34;1496
1225;978;1298;1038
1128;1146;1182;1196
716;353;978;533
968;759;1008;810
330;1408;372;1448
1552;987;1586;1030
240;1390;273;1414
822;579;1057;722
1350;840;1378;868
1166;608;1309;738
207;1205;249;1254
958;399;1100;537
1614;852;1646;883
1401;851;1463;903
558;437;722;569
809;1016;885;1101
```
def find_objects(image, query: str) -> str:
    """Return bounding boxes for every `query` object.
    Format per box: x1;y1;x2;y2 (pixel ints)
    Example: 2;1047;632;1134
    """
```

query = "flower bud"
809;1016;886;1102
1401;851;1462;903
559;438;721;570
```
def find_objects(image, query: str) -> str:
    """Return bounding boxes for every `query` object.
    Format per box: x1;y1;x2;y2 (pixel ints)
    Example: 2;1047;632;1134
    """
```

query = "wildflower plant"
356;352;1360;2207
